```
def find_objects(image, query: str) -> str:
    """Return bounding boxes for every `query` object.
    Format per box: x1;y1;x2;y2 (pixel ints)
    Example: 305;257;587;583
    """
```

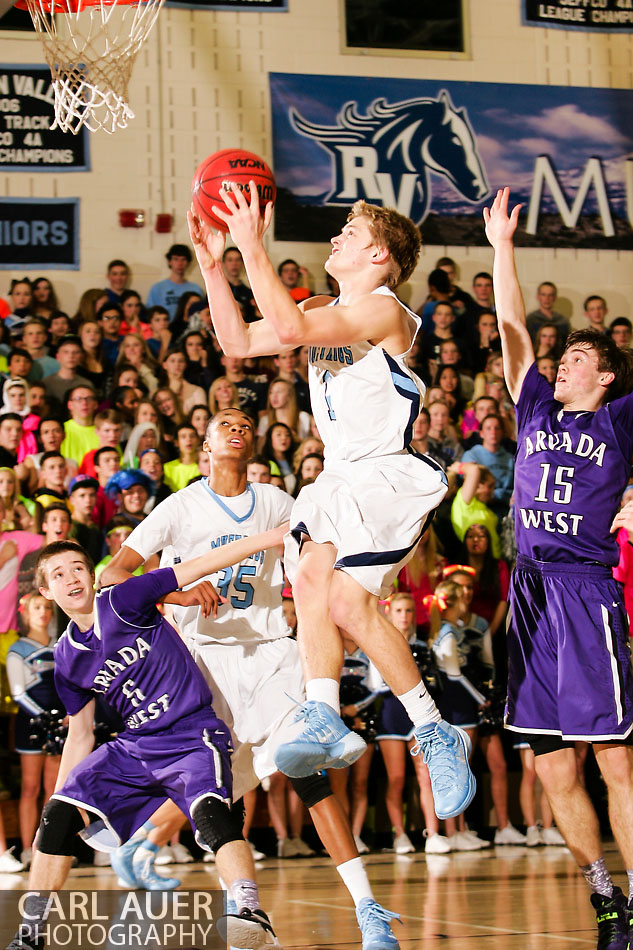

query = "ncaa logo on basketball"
289;90;490;224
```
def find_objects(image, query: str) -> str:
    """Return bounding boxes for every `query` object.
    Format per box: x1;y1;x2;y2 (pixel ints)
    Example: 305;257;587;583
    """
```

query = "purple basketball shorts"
53;707;233;850
505;554;633;742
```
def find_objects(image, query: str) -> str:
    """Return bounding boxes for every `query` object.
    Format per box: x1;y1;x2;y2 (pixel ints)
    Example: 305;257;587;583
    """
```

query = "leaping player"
485;187;633;950
186;183;475;823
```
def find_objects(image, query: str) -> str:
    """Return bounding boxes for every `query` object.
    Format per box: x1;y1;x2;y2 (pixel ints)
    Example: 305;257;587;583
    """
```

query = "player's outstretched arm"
173;523;288;591
54;699;96;793
483;188;535;403
188;207;286;359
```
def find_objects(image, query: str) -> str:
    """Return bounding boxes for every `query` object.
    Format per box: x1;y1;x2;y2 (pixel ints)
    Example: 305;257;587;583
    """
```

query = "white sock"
336;857;373;906
397;680;441;727
306;678;340;712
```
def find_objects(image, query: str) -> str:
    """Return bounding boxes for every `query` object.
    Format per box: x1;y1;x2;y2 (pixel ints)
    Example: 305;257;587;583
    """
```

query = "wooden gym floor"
1;840;620;948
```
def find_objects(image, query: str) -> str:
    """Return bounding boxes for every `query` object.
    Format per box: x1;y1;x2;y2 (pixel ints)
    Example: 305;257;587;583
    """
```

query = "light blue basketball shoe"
273;700;367;778
356;898;401;950
411;720;476;820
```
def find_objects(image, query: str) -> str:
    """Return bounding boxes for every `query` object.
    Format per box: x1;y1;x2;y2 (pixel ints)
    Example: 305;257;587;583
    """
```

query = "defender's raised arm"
483;188;535;403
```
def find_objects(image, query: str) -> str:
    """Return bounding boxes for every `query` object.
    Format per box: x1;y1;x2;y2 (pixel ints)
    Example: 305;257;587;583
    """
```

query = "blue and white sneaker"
132;846;180;891
273;700;366;778
110;842;141;888
356;898;401;950
411;720;476;820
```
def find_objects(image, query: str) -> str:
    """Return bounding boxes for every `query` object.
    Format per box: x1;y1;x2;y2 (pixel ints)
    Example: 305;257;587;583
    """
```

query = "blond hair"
348;200;421;289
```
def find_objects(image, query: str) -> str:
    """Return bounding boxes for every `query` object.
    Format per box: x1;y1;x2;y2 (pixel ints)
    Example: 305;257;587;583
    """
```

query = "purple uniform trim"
506;555;633;741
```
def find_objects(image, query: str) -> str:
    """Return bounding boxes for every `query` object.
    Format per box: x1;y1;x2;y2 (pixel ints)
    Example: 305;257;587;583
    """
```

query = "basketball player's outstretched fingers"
187;210;225;267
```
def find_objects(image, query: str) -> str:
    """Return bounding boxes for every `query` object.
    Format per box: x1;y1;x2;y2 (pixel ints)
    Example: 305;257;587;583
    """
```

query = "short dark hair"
35;540;94;590
105;514;136;534
166;244;192;263
108;259;128;272
435;256;456;270
96;302;123;321
563;328;633;401
66;383;96;404
9;348;33;364
277;258;299;275
432;301;454;317
112;385;136;407
94;445;120;467
176;423;198;438
609;317;632;332
583;294;606;311
0;412;23;426
42;502;71;522
427;268;451;295
538;280;557;294
473;271;492;283
56;335;83;351
223;247;243;262
247;454;271;469
40;450;65;465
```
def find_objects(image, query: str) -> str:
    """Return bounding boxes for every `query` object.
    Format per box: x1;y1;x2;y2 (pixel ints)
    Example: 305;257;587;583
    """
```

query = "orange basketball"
191;148;276;232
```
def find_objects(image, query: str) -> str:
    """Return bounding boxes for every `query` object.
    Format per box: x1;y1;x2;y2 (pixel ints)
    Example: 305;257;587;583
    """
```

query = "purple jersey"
514;362;633;565
54;568;213;735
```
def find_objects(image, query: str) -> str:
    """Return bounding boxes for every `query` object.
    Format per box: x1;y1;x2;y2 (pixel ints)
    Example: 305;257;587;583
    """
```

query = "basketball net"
18;0;165;134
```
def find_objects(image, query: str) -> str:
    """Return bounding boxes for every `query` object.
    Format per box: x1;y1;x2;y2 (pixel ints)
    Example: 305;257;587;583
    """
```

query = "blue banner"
270;73;633;249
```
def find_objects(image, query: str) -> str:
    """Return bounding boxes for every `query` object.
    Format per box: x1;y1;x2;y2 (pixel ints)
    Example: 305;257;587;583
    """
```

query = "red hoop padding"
16;0;153;11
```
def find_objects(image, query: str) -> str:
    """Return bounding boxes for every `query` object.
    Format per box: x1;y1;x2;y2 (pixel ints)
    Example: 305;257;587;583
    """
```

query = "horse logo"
290;90;489;224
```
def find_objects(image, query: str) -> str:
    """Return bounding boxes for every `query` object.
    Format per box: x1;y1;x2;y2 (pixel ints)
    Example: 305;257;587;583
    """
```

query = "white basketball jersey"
308;286;424;463
123;479;294;646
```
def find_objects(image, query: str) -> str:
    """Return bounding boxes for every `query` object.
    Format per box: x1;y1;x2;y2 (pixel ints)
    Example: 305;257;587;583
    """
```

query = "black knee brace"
192;796;244;854
290;772;332;809
37;799;87;855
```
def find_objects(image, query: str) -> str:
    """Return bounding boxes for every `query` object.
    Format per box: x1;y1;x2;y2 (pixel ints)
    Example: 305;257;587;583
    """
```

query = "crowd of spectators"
0;248;628;871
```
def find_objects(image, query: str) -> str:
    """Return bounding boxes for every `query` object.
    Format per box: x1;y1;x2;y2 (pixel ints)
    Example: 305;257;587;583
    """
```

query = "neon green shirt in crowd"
450;488;501;558
163;459;201;492
61;419;100;466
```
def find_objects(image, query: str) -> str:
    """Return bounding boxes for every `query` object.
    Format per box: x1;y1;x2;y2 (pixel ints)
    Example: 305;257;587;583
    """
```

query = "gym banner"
166;0;286;10
270;72;633;248
0;65;89;171
0;198;79;270
522;0;633;32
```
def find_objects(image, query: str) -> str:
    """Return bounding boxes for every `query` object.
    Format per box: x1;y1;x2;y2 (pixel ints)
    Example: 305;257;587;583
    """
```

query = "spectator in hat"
105;469;154;527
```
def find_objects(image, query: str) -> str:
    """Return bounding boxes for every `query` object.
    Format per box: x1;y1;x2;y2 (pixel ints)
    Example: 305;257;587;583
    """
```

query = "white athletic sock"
397;680;441;728
306;678;340;712
336;857;373;906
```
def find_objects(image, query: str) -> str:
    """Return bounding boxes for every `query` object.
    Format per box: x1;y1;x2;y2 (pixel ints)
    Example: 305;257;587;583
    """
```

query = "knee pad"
37;799;86;856
191;796;244;854
230;798;245;828
290;772;332;808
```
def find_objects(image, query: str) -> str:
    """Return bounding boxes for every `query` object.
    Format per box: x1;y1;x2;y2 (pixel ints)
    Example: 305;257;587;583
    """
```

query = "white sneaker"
290;837;315;857
424;831;451;854
0;848;24;872
542;826;566;846
393;832;415;854
354;834;369;855
249;841;266;861
525;825;544;847
93;849;110;866
20;847;33;868
154;846;174;865
450;831;487;851
277;837;299;858
203;850;215;863
463;829;491;848
170;842;194;864
494;823;527;846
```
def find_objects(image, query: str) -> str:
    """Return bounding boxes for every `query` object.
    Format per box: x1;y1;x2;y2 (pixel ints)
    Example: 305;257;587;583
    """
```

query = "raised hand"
483;187;522;248
210;180;273;252
187;208;226;272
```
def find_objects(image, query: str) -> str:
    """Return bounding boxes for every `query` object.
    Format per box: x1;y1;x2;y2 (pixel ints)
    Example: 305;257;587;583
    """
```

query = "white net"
21;0;165;134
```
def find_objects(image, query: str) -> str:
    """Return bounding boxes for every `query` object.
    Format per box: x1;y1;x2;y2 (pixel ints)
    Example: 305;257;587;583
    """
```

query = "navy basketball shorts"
52;707;233;851
375;693;415;741
505;554;633;742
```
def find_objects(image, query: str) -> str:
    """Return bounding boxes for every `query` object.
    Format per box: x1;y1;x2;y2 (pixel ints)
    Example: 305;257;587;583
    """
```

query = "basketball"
191;148;276;231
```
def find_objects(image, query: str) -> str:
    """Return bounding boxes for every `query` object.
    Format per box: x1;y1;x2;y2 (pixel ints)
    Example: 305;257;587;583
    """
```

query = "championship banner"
270;72;633;249
522;0;633;32
0;65;90;171
165;0;286;10
0;198;79;269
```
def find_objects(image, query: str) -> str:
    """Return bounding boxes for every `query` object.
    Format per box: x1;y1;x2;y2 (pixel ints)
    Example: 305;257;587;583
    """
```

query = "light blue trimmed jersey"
308;286;424;463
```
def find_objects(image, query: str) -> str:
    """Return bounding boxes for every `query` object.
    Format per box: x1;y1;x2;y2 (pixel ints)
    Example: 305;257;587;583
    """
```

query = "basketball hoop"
15;0;165;134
